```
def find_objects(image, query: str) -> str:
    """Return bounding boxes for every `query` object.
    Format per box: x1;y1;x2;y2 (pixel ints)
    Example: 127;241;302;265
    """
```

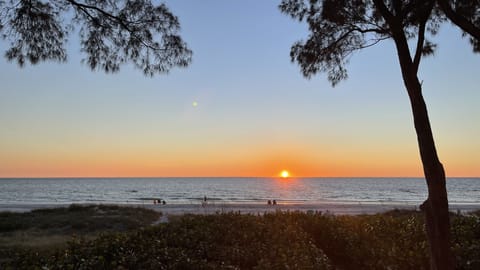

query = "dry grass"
0;204;160;249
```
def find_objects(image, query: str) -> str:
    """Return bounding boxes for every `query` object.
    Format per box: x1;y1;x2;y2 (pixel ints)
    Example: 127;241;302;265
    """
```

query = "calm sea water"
0;178;479;206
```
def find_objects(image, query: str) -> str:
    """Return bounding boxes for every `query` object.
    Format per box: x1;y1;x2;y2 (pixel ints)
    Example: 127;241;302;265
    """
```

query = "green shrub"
1;208;480;269
452;214;480;270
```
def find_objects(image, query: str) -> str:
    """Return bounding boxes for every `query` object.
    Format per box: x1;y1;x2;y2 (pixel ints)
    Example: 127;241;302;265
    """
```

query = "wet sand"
1;202;478;215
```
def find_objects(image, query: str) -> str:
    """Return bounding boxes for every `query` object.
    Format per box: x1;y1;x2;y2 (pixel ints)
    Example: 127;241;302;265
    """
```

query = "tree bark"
406;79;454;270
395;52;455;270
374;0;455;264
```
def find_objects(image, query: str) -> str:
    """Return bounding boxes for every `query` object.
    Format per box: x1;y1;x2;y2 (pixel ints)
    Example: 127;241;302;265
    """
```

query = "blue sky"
0;0;478;177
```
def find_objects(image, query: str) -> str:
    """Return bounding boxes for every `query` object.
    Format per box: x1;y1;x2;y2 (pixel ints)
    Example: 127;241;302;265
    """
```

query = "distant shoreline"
1;202;479;215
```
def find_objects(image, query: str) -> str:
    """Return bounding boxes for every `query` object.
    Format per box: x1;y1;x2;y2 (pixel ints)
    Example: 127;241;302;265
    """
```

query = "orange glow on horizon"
1;139;478;177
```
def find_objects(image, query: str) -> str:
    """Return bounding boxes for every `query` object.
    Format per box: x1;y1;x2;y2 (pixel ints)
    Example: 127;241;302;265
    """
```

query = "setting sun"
280;170;290;178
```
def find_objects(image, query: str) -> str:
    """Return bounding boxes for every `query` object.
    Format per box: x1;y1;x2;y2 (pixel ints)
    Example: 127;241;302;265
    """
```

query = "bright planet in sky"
192;101;198;107
280;170;290;178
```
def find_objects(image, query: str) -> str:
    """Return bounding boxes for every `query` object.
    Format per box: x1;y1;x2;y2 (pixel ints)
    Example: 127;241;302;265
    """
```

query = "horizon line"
1;176;479;179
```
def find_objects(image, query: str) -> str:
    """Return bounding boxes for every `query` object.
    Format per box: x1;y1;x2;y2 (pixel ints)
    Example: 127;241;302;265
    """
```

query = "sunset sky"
0;0;479;178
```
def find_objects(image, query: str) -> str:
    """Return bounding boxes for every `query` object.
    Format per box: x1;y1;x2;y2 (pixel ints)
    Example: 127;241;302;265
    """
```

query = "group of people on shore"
153;199;166;205
267;199;277;205
154;196;278;206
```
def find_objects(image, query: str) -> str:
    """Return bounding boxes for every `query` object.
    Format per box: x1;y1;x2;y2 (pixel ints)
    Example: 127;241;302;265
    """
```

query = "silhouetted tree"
280;1;478;269
0;0;192;75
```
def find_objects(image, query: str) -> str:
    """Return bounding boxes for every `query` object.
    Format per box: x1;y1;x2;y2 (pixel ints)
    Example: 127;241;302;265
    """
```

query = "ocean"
0;177;479;207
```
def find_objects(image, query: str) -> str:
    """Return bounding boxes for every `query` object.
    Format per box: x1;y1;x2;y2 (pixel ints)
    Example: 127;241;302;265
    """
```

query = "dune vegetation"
0;205;479;269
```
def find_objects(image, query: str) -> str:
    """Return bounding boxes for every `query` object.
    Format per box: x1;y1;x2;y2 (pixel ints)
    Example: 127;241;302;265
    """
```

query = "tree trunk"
368;1;454;268
401;70;454;270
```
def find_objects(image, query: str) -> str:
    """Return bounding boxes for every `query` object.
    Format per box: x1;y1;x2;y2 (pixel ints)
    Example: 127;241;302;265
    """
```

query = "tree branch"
413;1;434;73
66;0;168;52
413;21;426;73
361;36;390;49
437;0;480;41
373;0;415;87
351;26;388;35
372;0;396;28
66;0;133;32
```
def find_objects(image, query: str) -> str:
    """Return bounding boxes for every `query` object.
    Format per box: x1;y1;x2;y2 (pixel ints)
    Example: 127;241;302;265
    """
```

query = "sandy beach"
1;202;479;216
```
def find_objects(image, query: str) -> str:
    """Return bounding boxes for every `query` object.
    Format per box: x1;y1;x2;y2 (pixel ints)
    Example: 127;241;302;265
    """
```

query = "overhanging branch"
65;0;168;52
437;0;480;41
66;0;134;32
